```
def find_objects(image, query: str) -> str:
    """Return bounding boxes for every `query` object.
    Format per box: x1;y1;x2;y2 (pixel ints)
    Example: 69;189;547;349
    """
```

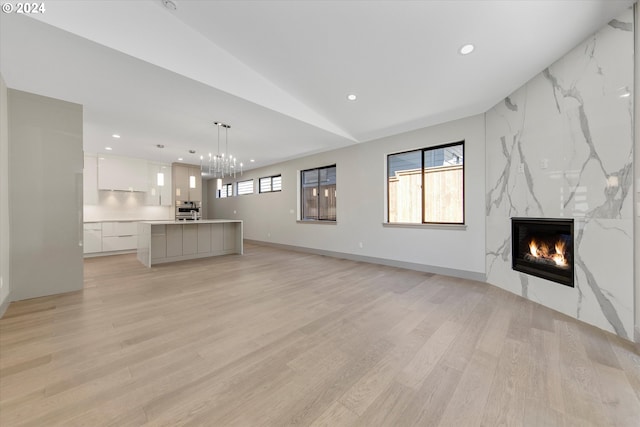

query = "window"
387;141;464;224
237;179;254;195
219;183;233;198
259;175;282;193
301;165;336;221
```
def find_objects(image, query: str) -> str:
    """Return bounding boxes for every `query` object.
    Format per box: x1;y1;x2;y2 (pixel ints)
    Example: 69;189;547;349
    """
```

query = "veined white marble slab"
485;8;634;339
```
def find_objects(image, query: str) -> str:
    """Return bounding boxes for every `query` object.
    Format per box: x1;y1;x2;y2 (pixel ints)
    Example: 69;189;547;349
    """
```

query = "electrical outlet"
233;210;237;214
358;242;363;248
0;276;3;289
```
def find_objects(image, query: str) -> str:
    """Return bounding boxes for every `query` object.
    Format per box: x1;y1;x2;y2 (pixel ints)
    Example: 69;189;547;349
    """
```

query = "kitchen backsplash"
84;190;173;222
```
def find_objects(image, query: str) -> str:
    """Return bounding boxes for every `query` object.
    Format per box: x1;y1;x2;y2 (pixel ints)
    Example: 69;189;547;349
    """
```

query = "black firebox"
511;217;574;287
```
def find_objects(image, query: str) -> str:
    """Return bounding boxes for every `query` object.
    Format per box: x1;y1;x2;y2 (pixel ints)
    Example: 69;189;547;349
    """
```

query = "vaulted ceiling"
0;0;634;172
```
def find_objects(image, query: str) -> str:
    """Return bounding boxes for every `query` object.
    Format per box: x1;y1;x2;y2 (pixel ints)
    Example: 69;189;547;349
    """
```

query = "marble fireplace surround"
485;8;634;340
511;217;575;288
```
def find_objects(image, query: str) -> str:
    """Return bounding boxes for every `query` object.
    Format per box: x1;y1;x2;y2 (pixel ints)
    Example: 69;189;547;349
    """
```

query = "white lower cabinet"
166;225;183;258
101;221;138;252
102;222;137;238
223;223;237;251
83;223;102;254
84;221;139;255
151;225;166;260
102;235;137;252
183;226;198;255
211;224;224;251
197;224;211;253
137;221;243;267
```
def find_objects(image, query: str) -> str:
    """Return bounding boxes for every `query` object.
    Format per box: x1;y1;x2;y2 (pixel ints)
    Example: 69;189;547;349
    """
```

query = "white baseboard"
0;290;12;318
244;239;486;282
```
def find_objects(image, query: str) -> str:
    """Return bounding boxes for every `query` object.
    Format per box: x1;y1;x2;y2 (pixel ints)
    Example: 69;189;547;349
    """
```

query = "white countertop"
139;219;242;225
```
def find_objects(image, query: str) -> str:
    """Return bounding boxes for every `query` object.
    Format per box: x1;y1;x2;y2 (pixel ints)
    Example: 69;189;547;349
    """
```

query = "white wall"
8;89;84;301
209;114;486;278
0;74;10;314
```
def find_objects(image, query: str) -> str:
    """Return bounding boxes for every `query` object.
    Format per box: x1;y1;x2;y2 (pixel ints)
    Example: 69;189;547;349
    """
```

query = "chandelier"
202;122;243;178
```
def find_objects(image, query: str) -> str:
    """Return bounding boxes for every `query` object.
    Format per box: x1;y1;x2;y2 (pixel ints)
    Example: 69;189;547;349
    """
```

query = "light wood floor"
1;243;639;426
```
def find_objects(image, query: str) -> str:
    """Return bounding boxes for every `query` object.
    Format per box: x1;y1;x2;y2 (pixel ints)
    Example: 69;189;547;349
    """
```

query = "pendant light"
203;122;244;178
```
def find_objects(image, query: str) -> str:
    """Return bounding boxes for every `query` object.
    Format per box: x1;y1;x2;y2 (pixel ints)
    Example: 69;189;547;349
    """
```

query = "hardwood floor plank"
522;397;566;427
578;321;623;370
309;400;359;427
338;332;424;416
398;363;464;426
263;338;394;426
440;293;494;372
396;320;462;390
437;349;499;427
352;380;416;427
0;243;638;426
475;303;513;357
609;336;640;403
0;367;133;427
557;320;611;426
593;362;640;426
479;338;530;426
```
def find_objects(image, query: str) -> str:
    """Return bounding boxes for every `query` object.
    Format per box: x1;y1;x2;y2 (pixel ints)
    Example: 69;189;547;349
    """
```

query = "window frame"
300;164;336;222
236;179;254;196
386;141;465;225
219;183;233;198
259;174;282;193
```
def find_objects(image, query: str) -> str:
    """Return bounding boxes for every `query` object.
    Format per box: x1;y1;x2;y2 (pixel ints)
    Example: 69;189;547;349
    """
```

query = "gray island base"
137;220;243;267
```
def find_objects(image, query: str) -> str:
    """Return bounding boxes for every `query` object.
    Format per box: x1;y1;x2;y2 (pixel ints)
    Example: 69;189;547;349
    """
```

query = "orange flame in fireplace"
552;240;566;266
528;237;567;266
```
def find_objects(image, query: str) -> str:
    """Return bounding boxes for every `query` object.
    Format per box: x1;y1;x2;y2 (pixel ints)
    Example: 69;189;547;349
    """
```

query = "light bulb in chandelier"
203;121;244;178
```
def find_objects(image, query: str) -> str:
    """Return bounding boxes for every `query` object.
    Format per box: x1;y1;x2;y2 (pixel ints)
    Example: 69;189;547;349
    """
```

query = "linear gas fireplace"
511;217;574;287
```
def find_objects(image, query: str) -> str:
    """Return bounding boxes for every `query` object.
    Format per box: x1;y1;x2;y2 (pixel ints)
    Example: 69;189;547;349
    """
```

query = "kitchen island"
137;219;243;267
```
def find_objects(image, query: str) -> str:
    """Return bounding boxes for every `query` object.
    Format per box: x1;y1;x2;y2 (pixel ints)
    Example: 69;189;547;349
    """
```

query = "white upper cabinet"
188;165;202;202
98;154;148;192
146;162;172;206
172;163;202;202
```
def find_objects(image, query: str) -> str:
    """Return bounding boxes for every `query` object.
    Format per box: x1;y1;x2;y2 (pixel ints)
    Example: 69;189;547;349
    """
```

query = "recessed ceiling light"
250;159;255;163
178;157;183;161
620;92;631;98
347;94;357;101
459;44;475;55
162;0;177;11
112;134;121;139
105;147;113;151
